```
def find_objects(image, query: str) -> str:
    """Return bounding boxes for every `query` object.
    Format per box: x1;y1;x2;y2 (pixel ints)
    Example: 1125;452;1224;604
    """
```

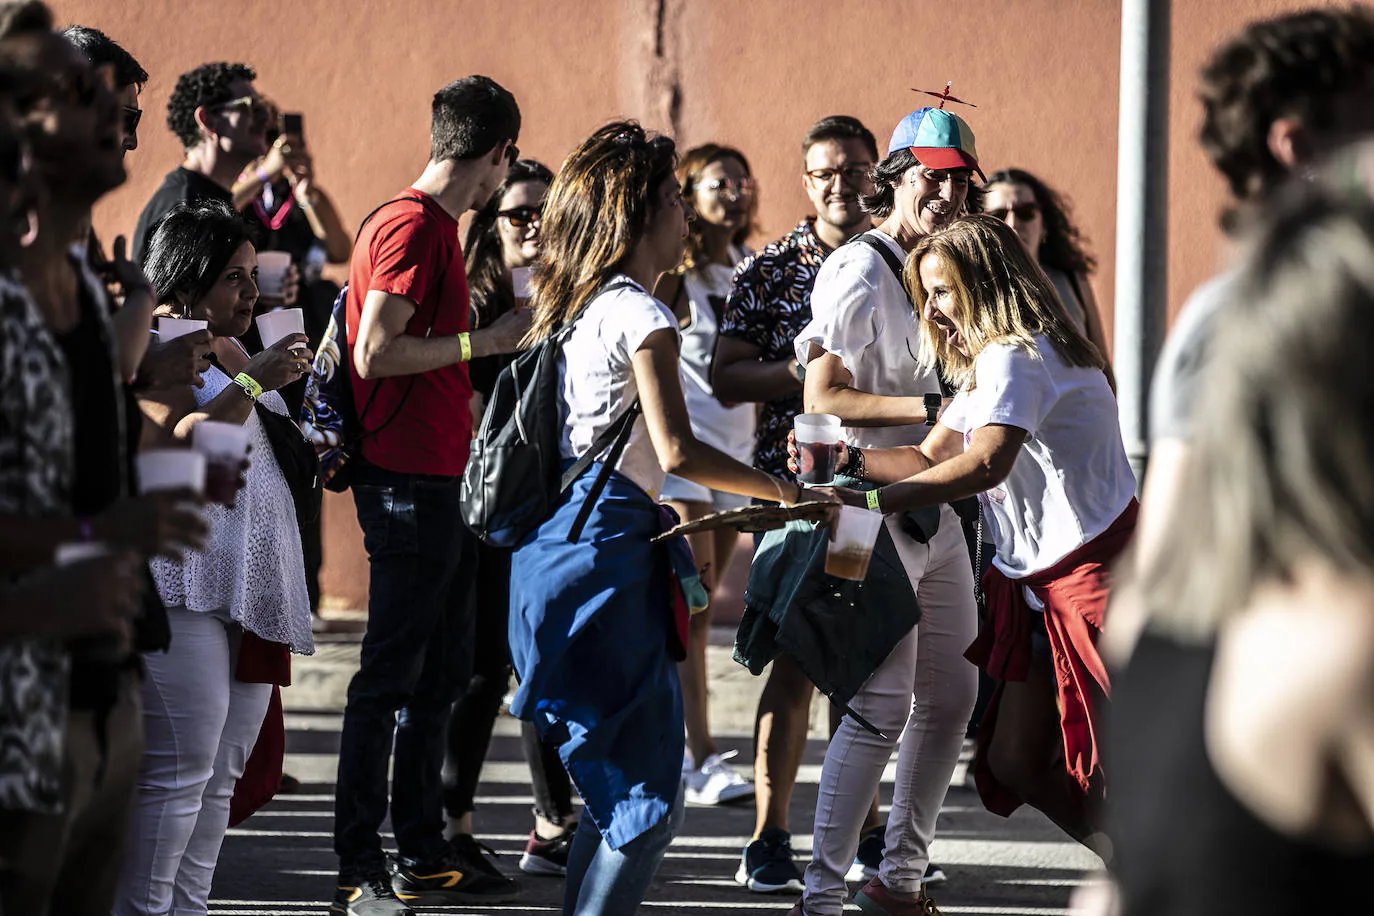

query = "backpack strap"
853;232;957;398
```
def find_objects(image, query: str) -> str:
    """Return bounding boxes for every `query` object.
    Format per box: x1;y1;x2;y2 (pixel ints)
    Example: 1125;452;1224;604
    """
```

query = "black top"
133;167;234;264
1110;631;1374;914
468;288;515;403
55;269;122;516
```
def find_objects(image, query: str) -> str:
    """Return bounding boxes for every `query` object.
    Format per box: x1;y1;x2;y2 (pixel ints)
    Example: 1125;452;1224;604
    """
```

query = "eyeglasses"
699;176;757;197
212;95;268;120
498;205;542;228
805;165;873;186
987;203;1041;222
122;106;142;136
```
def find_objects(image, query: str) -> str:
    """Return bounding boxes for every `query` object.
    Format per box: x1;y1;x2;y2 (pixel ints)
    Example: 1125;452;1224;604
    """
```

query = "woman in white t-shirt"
654;143;758;804
812;214;1135;858
507;122;825;916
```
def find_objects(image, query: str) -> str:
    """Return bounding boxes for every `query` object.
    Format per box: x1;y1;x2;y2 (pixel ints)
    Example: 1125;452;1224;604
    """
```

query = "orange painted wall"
62;0;1348;611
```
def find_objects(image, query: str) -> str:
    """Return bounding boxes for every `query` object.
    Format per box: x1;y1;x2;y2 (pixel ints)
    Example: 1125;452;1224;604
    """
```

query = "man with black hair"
131;61;301;261
61;25;144;154
330;74;529;916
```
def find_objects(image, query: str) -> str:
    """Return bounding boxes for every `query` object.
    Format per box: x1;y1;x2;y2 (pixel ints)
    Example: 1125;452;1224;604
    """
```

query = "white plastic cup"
194;421;252;505
157;317;208;341
826;505;885;581
256;307;305;350
54;542;109;566
136;449;206;496
794;413;842;485
256;251;293;298
511;266;533;300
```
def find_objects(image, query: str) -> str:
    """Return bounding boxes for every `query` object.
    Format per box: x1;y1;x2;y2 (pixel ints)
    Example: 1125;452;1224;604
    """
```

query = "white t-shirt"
794;229;943;449
558;276;677;498
941;336;1135;578
676;248;755;460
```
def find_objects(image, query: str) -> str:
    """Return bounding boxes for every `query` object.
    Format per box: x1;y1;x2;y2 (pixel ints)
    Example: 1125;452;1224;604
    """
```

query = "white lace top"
151;364;314;655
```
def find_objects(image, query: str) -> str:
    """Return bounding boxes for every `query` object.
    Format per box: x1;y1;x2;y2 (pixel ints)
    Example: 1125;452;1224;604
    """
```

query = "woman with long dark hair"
442;158;581;882
510;121;825;915
982;168;1110;359
654;143;759;805
119;199;315;916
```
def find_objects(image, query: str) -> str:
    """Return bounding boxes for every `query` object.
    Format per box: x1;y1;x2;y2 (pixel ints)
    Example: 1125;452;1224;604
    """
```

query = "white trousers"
803;506;979;914
114;607;271;916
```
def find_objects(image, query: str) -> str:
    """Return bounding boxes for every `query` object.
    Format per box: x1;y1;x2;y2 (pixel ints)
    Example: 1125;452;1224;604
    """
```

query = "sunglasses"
699;176;757;197
988;203;1041;222
212;95;268;121
498;205;542;228
805;165;873;186
122;106;142;136
505;141;520;164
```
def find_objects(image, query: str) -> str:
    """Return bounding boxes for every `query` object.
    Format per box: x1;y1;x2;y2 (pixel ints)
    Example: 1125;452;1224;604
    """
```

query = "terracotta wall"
64;0;1347;612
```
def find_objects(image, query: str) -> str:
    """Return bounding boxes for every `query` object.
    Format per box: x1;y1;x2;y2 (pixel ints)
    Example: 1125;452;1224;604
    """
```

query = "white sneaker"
683;750;755;806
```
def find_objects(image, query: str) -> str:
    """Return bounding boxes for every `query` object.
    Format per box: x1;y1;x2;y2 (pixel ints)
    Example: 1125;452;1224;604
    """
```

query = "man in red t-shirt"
331;75;529;916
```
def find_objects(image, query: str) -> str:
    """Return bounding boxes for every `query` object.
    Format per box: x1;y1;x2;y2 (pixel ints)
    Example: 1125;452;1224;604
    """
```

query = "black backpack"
461;279;640;548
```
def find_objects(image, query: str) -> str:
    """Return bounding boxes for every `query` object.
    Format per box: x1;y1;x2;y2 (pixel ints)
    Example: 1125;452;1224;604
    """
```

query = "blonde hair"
1145;179;1374;641
905;214;1106;389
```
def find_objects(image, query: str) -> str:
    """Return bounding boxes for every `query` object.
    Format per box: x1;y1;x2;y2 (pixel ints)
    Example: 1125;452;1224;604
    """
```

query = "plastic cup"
136;449;206;496
54;542;109;566
511;266;533;300
157;317;208;341
256;307;305;351
193;421;252;505
825;505;885;581
256;251;292;298
794;413;842;485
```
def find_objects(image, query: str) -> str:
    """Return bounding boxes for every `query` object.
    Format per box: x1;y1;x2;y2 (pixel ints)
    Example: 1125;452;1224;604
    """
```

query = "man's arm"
712;335;801;403
803;346;928;427
352;290;531;380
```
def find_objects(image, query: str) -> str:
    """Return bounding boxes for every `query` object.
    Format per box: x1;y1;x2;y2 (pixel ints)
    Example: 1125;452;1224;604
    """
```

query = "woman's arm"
871;424;1025;511
803;347;929;427
856;423;966;483
1077;275;1117;392
296;185;352;264
139;377;252;442
633;328;803;505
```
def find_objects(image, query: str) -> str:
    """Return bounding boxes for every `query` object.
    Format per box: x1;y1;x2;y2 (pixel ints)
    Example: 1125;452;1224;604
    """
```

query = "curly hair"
676;143;757;272
464;158;554;329
166;61;256;148
985;168;1096;276
1198;6;1374;229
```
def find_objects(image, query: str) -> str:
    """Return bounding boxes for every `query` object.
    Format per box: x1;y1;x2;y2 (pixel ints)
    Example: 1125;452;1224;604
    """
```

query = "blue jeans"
333;464;478;876
563;787;685;915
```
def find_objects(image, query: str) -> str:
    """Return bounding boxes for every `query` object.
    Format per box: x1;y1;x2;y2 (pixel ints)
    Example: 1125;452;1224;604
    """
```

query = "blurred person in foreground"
654;142;760;808
1107;151;1374;916
714;114;885;894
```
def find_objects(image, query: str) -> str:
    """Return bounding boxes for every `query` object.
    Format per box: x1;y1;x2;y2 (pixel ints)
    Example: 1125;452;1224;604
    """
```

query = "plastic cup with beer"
825;505;885;581
193;421;252;505
794;413;842;485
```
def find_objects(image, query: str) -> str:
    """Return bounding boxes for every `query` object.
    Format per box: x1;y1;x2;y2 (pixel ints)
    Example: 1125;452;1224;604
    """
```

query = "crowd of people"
2;2;1374;916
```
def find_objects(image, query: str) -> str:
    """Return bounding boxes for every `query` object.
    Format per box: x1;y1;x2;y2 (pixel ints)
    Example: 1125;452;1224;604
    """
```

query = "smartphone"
281;112;304;140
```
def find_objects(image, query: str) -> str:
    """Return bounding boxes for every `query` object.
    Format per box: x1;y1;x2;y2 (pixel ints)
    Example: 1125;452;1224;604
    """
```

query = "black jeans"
443;542;575;825
333;464;478;876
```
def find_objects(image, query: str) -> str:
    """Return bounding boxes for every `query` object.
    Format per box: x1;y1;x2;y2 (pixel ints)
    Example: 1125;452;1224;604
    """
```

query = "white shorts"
659;474;752;512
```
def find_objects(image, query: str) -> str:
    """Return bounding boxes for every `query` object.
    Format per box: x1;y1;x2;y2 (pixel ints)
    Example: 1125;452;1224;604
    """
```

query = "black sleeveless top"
1110;631;1374;914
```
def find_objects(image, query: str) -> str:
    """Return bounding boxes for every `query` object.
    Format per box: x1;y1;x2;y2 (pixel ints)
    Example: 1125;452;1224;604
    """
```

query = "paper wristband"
457;332;472;363
233;372;264;401
866;489;882;511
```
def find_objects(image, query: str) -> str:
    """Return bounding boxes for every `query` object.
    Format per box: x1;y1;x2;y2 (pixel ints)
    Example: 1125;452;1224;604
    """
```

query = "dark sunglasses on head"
122;106;142;135
498;205;542;228
988;202;1041;222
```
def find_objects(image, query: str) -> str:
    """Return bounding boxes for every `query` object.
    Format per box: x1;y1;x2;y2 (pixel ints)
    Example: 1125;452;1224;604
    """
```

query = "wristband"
866;488;882;512
457;331;472;363
255;166;271;185
233;371;263;401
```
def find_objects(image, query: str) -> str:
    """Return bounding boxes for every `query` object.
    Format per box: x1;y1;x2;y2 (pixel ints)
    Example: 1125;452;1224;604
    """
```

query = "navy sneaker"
735;827;805;894
847;823;885;882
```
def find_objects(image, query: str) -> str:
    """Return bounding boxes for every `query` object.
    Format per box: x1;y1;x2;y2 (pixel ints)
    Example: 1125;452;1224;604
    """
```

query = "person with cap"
786;101;983;916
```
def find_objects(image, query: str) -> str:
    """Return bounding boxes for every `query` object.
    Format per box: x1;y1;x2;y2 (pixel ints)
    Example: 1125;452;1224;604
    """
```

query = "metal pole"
1114;0;1171;488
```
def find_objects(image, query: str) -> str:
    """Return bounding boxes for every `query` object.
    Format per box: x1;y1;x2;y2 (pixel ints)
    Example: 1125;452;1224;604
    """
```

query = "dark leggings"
443;543;576;824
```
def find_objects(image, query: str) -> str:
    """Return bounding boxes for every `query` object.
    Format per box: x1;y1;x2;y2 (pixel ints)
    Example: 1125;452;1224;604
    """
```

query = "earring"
18;209;38;248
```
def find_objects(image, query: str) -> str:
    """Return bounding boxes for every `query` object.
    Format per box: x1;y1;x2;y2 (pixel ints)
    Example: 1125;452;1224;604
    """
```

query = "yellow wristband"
232;372;263;401
866;488;882;512
457;331;472;363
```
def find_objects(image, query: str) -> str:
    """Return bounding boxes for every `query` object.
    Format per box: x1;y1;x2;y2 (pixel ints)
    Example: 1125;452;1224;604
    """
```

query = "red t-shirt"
346;189;473;476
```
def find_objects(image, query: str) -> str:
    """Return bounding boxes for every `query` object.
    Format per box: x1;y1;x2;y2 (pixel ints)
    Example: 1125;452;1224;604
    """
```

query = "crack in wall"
625;0;684;137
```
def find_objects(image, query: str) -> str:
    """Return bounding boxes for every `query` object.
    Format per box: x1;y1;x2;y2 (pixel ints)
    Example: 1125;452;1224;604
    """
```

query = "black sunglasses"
122;106;142;136
987;203;1041;222
505;141;520;164
498;205;542;228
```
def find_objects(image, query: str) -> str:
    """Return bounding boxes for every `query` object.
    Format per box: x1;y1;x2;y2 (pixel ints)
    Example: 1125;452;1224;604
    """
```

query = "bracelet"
232;371;263;401
846;443;866;481
457;331;472;363
866;488;882;512
255;166;270;185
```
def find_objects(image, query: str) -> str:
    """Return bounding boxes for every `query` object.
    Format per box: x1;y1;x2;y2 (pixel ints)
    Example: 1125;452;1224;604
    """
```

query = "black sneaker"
519;823;577;876
735;827;805;894
391;844;518;906
847;823;885;882
329;874;414;915
447;833;508;880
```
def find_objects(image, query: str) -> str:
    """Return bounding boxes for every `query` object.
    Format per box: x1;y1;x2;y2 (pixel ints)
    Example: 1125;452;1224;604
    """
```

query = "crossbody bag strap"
564;399;641;544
